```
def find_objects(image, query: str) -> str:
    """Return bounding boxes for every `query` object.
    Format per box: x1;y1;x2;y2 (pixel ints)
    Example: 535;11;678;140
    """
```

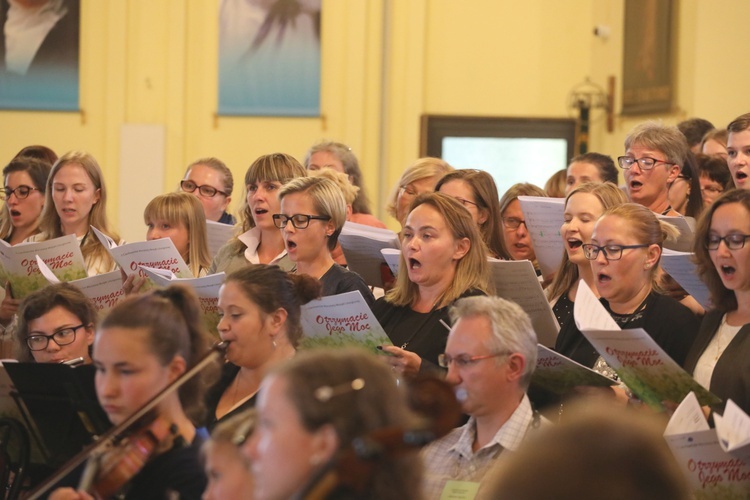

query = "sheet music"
206;220;235;259
660;249;711;310
572;279;620;331
518;196;565;279
658;215;695;252
488;259;559;347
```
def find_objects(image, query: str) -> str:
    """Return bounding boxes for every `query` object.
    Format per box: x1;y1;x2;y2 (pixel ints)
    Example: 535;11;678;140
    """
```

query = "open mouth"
286;239;297;250
721;265;736;276
254;208;268;215
408;258;422;270
597;272;612;283
9;210;20;217
629;180;643;190
567;238;583;250
736;171;748;182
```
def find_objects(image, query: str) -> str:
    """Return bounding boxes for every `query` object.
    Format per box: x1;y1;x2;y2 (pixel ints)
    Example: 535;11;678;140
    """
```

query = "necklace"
661;205;673;216
608;295;649;326
400;295;444;349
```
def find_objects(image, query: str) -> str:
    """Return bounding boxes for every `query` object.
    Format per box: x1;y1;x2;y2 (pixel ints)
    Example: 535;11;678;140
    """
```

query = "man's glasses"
1;185;39;200
617;156;673;170
438;351;510;369
706;234;750;250
582;243;649;261
273;214;331;229
180;180;228;198
26;324;86;351
501;217;526;230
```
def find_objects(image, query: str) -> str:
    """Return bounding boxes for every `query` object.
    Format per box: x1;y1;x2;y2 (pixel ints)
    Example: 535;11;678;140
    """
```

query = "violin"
28;341;228;500
296;375;462;500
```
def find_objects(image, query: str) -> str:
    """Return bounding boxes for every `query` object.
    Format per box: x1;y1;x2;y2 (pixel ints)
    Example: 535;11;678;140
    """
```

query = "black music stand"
3;363;110;469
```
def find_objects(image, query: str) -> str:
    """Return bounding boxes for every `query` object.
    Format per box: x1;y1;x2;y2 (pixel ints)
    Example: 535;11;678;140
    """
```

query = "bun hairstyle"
224;264;322;346
100;285;214;422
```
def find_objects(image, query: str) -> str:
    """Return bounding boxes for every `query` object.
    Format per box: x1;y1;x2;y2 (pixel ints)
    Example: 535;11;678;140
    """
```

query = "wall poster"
0;0;80;111
218;0;322;117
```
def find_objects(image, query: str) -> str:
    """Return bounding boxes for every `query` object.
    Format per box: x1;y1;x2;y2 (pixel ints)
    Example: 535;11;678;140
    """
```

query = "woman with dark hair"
565;152;618;195
0;156;52;332
685;189;750;414
205;264;321;430
667;152;704;218
15;282;97;364
49;286;213;499
245;348;422;499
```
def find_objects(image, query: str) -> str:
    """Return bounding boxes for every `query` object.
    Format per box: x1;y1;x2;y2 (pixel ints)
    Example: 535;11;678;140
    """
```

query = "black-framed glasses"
701;185;724;195
617;156;673;170
26;324;87;351
273;213;331;229
438;351;511;369
1;185;39;200
502;217;526;230
706;234;750;250
180;180;228;198
582;243;649;261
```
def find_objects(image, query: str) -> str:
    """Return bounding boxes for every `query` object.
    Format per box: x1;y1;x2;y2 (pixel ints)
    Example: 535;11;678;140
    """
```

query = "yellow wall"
1;0;749;237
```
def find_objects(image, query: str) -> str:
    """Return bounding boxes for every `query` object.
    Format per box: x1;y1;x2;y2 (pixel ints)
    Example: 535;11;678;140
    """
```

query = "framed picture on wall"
218;0;322;117
621;0;674;115
0;0;80;111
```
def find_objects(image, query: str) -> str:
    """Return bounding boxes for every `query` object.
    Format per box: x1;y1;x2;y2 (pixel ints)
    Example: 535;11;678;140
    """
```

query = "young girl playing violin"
49;285;214;500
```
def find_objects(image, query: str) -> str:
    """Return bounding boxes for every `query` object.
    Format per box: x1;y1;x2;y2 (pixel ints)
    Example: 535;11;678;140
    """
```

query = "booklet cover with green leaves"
574;281;720;411
665;392;750;498
0;234;87;299
299;290;392;355
91;226;192;292
37;256;124;316
531;344;616;394
140;267;225;337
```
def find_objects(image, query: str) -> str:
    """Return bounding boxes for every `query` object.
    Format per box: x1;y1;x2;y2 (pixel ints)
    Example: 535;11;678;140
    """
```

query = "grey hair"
449;295;538;389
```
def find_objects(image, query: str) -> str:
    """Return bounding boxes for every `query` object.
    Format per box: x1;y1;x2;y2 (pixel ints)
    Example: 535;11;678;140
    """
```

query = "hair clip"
314;378;365;402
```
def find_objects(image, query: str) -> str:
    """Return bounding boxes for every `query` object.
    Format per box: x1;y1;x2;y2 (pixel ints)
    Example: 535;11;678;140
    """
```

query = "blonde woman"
276;176;374;305
144;192;211;277
386;157;454;229
33;151;120;276
308;167;360;266
547;183;627;328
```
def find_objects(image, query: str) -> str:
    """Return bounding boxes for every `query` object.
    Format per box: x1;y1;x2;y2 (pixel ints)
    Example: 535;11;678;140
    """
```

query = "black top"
319;263;375;307
48;434;206;500
554;291;699;368
684;310;750;415
124;435;207;500
372;288;485;373
217;211;236;225
203;362;257;431
552;292;574;328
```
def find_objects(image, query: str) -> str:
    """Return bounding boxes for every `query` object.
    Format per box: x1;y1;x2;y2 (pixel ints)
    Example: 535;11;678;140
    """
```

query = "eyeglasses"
701;186;724;195
582;243;649;261
438;351;511;369
501;217;526;230
617;156;673;170
26;324;86;351
1;185;39;200
453;197;479;208
180;180;228;198
399;185;418;198
273;213;331;229
706;234;750;250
